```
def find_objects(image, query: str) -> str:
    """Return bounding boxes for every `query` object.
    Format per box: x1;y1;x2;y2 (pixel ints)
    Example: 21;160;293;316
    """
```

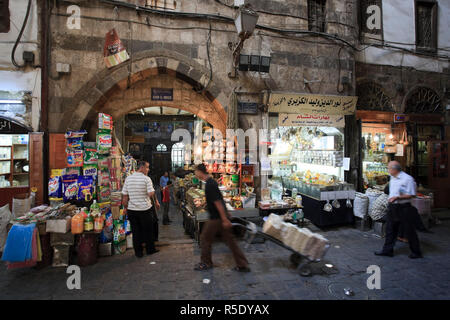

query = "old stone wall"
48;0;358;133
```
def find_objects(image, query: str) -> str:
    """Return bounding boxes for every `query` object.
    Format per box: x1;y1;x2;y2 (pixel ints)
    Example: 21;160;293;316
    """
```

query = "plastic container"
71;213;84;234
94;216;104;233
84;214;94;232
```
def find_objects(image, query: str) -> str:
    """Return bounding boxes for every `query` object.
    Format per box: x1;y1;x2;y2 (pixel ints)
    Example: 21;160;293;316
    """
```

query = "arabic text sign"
151;88;173;101
269;93;357;115
278;113;345;127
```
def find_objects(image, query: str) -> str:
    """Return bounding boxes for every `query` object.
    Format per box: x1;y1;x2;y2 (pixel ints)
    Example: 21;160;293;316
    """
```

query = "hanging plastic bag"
104;29;130;68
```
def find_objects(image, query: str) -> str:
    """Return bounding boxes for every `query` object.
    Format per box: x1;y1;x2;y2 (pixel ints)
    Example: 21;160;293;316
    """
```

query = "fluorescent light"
0;100;22;104
325;264;333;268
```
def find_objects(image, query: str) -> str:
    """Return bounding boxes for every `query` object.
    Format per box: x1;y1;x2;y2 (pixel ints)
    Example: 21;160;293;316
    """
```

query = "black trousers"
398;205;427;238
382;203;422;255
127;209;156;255
150;205;159;241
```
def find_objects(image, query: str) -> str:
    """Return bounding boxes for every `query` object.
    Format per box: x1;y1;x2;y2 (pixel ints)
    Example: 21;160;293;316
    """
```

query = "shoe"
232;266;251;272
374;251;394;257
409;253;423;259
147;249;160;255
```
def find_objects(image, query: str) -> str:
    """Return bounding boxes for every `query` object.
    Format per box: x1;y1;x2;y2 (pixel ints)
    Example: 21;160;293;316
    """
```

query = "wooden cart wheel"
299;264;312;277
290;253;302;266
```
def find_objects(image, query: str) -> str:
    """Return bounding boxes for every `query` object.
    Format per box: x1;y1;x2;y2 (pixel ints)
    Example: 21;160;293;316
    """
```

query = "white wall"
0;0;41;131
356;0;450;73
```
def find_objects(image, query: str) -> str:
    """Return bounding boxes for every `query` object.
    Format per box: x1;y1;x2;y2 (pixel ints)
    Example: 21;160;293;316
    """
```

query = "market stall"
265;92;358;228
1;113;139;269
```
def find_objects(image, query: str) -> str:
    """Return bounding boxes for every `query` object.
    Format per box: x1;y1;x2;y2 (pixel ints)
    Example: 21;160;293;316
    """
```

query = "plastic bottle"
84;212;94;232
71;212;84;234
90;200;100;216
296;194;303;207
94;215;104;233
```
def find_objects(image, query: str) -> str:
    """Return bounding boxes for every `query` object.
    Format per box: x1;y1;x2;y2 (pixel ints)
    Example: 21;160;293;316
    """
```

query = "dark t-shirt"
205;177;227;220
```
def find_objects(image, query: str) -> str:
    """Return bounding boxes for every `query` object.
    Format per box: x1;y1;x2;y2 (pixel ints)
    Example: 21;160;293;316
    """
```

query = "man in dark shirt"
193;164;250;272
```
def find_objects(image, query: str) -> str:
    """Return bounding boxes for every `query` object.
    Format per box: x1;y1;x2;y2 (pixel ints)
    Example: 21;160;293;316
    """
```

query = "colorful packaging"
97;156;110;169
77;175;94;201
84;148;98;164
51;169;64;177
124;218;132;235
62;174;79;202
64;130;87;139
99;113;113;130
83;164;98;177
64;167;81;176
97;129;112;153
66;137;83;150
48;176;63;200
100;211;113;243
99;185;111;202
67;149;84;167
98;202;111;216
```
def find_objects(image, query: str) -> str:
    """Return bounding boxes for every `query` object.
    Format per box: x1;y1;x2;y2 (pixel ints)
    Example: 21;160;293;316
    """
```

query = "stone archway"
59;49;229;134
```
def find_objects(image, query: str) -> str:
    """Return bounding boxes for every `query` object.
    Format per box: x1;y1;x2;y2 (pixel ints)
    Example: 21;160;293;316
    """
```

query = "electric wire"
11;0;33;68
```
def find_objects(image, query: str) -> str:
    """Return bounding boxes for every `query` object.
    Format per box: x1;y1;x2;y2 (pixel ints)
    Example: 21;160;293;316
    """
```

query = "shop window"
0;0;10;33
171;142;185;171
156;143;167;152
308;0;326;33
356;82;393;112
405;87;442;114
415;1;438;52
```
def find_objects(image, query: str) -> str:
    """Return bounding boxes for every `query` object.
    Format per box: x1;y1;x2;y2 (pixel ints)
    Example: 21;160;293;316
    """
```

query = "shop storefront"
263;92;359;228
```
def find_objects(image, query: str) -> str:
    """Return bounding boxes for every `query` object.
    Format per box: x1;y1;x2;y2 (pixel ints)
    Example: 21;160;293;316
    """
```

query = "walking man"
375;161;423;259
162;180;173;225
122;161;160;258
193;164;250;272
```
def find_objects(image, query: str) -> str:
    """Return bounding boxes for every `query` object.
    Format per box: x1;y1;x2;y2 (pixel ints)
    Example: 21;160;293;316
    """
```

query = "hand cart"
230;216;330;277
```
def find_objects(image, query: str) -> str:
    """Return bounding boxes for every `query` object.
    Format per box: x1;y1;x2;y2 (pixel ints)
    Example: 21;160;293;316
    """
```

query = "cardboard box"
99;242;112;257
50;232;75;246
46;216;72;234
111;206;120;220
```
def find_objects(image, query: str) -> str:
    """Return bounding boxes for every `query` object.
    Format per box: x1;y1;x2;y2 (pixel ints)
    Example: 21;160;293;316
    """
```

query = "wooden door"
151;152;171;186
29;132;44;205
49;133;66;170
428;140;450;208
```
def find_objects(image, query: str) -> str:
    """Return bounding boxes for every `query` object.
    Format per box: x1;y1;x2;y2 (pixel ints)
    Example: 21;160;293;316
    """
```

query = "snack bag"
62;174;79;202
84;148;98;164
100;211;113;243
64;167;81;176
77;175;94;202
99;113;113;130
67;149;84;167
48;176;62;200
64;130;87;139
97;155;110;169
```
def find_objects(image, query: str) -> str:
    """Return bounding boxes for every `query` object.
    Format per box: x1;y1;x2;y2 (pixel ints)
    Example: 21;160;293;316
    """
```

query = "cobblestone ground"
1;204;449;300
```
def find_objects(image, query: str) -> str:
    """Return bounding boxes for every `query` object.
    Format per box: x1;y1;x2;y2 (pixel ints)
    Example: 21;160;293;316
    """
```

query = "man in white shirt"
375;161;423;259
122;161;160;258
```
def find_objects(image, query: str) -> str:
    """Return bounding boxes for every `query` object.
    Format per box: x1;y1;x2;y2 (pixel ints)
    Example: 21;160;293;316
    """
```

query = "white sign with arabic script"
278;113;345;127
268;93;358;115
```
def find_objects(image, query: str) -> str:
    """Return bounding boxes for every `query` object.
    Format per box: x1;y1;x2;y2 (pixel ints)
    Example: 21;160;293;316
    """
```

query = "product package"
77;176;94;202
84;148;98;164
99;113;113;130
100;211;113;243
62;174;79;202
67;149;84;167
66;137;83;150
98;202;111;216
64;167;81;176
98;185;111;202
113;219;126;254
64;131;87;139
48;176;63;200
97;129;112;154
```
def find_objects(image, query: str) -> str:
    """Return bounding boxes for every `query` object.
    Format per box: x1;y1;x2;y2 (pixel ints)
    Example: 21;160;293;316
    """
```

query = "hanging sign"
394;114;407;123
237;102;259;114
104;29;130;68
268;93;357;115
278;113;345;127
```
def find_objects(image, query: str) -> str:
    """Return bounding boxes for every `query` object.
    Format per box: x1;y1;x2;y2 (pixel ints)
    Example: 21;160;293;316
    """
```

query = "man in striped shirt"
122;161;160;258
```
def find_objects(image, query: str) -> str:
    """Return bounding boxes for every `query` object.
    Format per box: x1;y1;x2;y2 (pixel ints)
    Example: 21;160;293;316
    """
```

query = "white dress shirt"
389;171;416;204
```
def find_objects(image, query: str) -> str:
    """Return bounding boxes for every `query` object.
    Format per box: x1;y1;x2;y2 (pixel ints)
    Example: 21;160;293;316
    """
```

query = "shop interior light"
373;134;379;142
325;264;334;268
0;100;22;104
388;134;394;139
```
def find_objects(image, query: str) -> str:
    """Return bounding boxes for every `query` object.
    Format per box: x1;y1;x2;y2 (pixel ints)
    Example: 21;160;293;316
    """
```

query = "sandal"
233;266;251;273
194;263;212;271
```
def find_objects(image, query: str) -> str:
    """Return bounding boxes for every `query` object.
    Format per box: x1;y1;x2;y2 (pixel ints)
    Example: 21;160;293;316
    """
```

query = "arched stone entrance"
59;49;229;134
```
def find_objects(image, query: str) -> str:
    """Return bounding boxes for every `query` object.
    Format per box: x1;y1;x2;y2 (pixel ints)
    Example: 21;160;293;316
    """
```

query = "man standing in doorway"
375;161;423;259
122;161;160;258
193;164;250;272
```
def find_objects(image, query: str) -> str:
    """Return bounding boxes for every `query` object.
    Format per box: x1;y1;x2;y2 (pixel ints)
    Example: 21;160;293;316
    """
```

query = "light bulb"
388;134;394;139
374;135;379;142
